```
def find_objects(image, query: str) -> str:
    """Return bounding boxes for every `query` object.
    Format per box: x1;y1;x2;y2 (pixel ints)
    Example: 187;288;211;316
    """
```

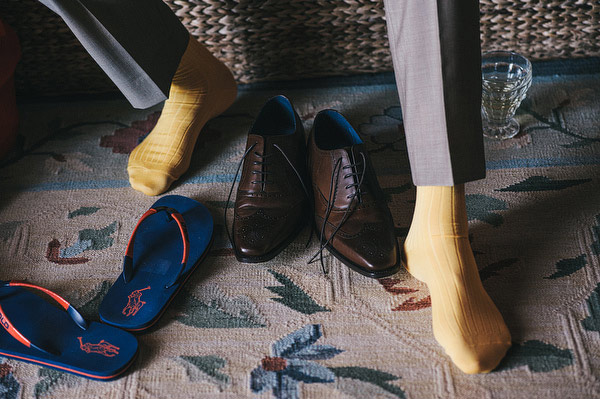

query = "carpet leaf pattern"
0;221;22;241
175;286;266;328
44;152;93;174
392;296;431;311
379;278;431;311
479;258;519;281
330;367;405;398
266;270;330;315
545;255;588;279
495;340;573;372
59;221;118;258
379;278;417;295
34;369;79;399
465;194;507;227
496;176;591;192
582;283;600;334
67;207;100;219
179;355;230;390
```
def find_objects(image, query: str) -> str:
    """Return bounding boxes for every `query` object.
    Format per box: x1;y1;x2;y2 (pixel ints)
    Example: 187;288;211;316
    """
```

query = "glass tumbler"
481;51;532;140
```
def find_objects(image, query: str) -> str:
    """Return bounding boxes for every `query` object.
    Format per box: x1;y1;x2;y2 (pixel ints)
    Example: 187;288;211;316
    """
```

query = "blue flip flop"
99;195;213;331
0;280;138;380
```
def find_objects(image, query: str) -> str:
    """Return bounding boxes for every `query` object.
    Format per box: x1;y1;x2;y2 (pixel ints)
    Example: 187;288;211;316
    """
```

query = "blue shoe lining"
314;110;363;150
249;95;296;136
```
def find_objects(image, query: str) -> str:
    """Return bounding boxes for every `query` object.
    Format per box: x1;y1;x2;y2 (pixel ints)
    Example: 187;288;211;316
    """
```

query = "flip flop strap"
0;280;88;356
122;206;190;289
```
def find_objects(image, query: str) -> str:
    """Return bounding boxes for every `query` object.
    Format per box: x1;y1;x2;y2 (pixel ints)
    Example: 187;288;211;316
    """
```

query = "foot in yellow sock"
128;35;237;195
403;185;511;374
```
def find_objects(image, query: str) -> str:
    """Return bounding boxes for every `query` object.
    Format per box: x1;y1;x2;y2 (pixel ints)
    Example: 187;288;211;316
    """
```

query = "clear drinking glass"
481;51;532;140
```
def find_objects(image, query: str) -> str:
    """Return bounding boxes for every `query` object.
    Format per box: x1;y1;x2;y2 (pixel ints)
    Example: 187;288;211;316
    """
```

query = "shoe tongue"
345;144;371;203
242;134;288;195
341;144;366;172
348;143;366;155
347;145;360;163
329;143;355;161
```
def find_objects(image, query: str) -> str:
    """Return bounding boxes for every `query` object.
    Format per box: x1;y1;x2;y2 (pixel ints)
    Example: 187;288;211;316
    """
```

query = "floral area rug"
0;69;599;398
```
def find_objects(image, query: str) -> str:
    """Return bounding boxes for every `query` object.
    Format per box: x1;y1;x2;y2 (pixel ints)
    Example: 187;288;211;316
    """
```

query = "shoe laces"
250;150;272;189
308;151;367;274
224;142;313;252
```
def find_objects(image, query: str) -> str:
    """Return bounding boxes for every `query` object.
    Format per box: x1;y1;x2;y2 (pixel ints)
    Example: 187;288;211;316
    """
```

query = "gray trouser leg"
39;0;189;109
383;0;485;186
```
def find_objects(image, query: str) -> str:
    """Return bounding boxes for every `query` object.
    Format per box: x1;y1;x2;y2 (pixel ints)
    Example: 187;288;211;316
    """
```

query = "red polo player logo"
78;337;120;357
122;286;151;317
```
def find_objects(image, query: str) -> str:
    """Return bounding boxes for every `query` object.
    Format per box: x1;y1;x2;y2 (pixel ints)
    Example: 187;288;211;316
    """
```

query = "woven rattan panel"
1;0;599;97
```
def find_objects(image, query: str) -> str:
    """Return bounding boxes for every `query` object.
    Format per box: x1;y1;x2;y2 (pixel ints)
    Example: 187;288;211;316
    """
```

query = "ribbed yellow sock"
128;35;237;196
403;185;511;374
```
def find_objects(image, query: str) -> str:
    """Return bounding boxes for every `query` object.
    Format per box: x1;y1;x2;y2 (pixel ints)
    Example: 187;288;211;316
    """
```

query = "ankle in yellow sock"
128;35;237;196
403;185;511;374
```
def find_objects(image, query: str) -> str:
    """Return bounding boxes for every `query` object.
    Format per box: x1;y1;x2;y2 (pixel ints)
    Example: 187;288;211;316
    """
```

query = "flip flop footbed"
0;287;138;380
99;195;213;330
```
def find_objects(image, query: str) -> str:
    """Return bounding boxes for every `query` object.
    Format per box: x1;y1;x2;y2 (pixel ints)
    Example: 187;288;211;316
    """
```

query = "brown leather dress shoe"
228;96;310;263
308;110;400;278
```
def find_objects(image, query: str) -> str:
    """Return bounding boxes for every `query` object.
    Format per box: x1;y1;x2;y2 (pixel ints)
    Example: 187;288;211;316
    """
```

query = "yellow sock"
403;185;511;374
128;35;237;196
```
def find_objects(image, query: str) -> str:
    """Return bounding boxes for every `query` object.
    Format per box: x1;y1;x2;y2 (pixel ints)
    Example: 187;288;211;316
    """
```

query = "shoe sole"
315;228;401;278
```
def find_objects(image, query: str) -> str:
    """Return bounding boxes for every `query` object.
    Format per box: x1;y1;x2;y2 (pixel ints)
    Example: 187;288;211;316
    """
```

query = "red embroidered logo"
122;286;151;317
0;313;9;330
77;337;120;357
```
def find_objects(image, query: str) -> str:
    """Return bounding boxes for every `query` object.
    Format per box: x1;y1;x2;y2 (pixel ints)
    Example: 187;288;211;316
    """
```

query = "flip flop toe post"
0;281;138;380
99;195;213;331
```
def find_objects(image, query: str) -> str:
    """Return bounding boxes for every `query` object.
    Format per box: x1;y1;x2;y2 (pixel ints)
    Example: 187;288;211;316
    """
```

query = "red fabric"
125;209;159;258
0;18;20;159
8;281;71;310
